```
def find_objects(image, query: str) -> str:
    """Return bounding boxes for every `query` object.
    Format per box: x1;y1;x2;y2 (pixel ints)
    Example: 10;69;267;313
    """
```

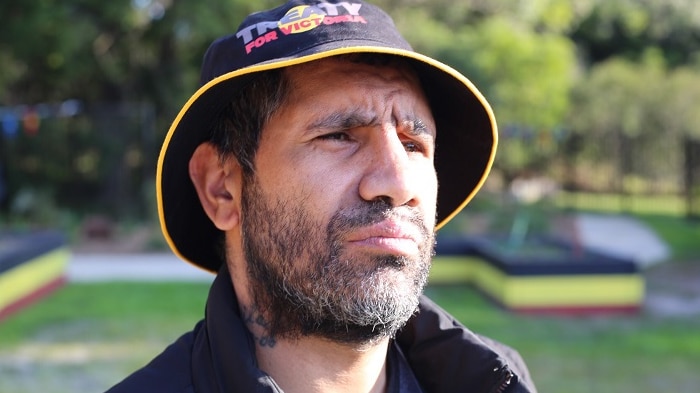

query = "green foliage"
0;0;279;222
569;55;665;139
392;4;576;177
572;0;700;66
566;54;700;195
2;0;700;220
1;103;155;221
0;0;277;111
393;5;576;132
465;17;576;130
663;68;700;138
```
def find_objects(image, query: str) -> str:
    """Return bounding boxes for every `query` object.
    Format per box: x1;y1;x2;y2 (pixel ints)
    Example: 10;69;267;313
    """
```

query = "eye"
403;140;423;153
318;132;351;142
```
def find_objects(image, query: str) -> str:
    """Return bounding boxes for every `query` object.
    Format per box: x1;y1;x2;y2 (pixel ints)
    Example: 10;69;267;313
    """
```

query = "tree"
565;52;694;193
572;0;700;67
0;0;276;220
391;6;576;179
3;0;700;219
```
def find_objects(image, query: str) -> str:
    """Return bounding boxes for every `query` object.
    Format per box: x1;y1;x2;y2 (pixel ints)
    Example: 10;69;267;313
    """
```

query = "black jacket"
107;268;537;393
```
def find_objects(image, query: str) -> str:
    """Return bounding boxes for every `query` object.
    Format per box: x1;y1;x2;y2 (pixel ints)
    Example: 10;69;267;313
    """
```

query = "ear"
189;142;242;231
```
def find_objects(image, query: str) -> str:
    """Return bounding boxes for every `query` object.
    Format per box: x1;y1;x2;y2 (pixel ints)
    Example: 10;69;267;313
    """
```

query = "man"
108;0;536;392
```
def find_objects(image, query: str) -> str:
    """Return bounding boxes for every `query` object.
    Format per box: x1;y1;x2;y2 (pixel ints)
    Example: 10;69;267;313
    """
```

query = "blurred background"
0;0;699;392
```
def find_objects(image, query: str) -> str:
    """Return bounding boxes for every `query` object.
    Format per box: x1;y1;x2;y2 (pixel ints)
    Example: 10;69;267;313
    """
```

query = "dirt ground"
644;260;700;318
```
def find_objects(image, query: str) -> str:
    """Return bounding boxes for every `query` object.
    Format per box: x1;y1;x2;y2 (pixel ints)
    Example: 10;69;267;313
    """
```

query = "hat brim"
157;44;497;273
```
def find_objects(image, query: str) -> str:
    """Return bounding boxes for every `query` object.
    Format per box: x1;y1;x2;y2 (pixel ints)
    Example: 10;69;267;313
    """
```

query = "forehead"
278;56;433;119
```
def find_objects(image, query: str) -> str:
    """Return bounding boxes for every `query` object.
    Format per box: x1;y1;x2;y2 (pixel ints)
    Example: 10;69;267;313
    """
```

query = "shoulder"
396;295;537;393
105;328;197;393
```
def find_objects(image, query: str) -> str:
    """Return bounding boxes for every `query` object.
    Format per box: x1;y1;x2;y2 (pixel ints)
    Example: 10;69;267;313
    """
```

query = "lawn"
1;277;699;393
425;284;700;393
0;282;210;393
635;213;700;261
1;207;698;393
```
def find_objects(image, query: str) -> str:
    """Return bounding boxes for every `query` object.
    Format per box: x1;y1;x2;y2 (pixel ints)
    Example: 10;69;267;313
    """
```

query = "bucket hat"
157;0;497;272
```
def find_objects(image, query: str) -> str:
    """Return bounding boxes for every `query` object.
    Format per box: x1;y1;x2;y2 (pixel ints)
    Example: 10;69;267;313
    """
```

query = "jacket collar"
191;265;424;393
397;296;536;392
192;265;282;392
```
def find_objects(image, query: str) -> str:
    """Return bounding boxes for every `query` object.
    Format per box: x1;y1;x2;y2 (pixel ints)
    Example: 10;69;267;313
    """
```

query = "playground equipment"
0;230;70;321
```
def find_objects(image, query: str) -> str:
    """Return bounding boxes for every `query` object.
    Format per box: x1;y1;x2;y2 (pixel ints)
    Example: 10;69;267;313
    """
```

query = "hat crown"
158;0;497;272
200;0;412;84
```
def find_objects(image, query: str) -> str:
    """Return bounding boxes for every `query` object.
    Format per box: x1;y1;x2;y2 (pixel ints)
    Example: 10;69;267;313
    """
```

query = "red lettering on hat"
244;30;279;54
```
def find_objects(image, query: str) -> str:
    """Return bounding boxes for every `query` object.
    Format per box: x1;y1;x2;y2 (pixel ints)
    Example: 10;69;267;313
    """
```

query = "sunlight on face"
240;57;438;344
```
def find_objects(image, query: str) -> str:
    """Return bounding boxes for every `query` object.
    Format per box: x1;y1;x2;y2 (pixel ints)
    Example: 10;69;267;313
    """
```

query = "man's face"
240;57;438;345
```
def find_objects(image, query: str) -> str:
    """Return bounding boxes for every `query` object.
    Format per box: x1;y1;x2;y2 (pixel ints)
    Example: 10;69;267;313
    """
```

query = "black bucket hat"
157;0;497;273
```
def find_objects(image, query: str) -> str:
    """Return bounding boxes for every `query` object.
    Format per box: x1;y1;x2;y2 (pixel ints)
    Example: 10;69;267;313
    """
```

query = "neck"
256;335;390;393
227;262;390;393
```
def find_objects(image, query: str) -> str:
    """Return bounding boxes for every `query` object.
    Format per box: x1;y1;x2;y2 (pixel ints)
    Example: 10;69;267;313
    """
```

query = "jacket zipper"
488;365;515;393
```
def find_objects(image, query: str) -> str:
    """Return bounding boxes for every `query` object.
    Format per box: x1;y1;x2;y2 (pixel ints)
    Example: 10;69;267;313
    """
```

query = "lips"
345;219;423;256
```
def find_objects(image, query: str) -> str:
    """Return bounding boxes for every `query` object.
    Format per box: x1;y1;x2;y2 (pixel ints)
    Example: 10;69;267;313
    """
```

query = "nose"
358;127;422;208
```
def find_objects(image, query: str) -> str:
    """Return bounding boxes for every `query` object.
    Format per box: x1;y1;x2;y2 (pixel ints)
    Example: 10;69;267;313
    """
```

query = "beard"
240;176;435;346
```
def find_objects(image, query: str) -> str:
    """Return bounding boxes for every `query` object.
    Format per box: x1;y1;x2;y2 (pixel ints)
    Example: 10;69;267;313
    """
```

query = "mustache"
327;198;432;239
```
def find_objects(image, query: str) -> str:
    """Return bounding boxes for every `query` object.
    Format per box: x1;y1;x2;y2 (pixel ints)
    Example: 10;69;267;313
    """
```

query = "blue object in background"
1;112;20;138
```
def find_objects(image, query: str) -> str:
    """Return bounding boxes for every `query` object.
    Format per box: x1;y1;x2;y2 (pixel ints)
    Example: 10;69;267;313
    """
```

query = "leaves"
2;0;700;217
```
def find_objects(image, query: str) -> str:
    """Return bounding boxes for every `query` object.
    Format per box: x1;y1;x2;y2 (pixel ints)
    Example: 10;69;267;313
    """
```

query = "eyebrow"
407;118;431;137
307;111;433;137
307;111;378;132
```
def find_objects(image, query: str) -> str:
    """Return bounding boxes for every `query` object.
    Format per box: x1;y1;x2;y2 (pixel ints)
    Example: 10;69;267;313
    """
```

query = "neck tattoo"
241;304;277;348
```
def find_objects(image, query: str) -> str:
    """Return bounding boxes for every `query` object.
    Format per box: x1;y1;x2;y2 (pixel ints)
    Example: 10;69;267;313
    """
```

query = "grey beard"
241;178;434;346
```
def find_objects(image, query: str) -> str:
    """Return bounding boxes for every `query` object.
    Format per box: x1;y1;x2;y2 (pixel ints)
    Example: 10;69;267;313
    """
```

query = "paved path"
575;213;669;268
67;253;214;283
65;213;670;282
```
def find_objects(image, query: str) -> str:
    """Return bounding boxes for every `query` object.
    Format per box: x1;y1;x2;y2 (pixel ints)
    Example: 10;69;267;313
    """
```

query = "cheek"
304;165;358;212
267;162;357;219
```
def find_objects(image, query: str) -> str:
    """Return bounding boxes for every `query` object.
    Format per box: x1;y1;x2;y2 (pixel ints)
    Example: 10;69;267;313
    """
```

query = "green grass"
553;191;687;217
425;285;700;393
1;280;699;393
4;191;697;391
433;199;700;390
634;213;700;260
0;282;210;393
0;282;209;346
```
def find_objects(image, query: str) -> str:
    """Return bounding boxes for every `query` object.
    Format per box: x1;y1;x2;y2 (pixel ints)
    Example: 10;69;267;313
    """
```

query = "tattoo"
241;305;277;348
